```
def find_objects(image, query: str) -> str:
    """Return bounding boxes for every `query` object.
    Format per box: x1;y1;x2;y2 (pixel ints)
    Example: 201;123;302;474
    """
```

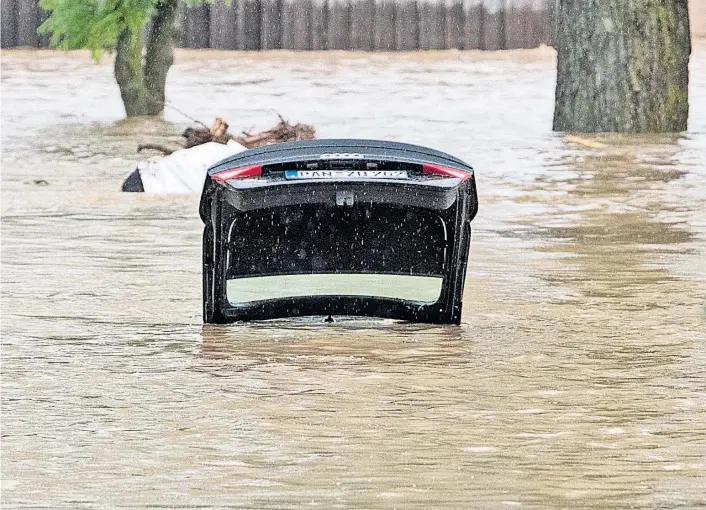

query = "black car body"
200;139;478;324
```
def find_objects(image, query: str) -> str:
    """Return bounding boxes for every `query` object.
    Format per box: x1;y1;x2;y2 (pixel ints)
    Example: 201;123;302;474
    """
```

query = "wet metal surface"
2;46;706;508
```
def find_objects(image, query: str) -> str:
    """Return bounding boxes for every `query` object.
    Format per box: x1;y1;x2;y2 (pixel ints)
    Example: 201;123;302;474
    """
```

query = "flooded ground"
2;44;705;508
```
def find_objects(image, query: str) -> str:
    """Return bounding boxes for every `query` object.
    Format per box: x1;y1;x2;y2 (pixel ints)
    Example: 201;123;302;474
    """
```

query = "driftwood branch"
232;117;316;148
137;143;176;155
137;115;316;154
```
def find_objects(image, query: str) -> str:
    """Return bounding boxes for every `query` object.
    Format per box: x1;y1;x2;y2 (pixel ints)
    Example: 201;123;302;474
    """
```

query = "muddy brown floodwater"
2;44;706;508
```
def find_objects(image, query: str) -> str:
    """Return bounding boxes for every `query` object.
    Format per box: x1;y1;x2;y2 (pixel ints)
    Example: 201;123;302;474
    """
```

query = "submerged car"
200;139;478;324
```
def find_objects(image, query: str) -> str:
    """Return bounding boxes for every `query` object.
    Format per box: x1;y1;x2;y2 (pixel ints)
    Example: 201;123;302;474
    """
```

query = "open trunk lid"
200;139;478;324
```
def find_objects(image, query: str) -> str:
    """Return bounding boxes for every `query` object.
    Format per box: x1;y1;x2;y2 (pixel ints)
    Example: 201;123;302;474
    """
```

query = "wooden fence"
1;0;554;50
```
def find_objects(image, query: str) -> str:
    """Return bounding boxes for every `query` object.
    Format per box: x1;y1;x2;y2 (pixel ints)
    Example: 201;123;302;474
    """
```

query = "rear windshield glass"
227;274;442;303
225;204;448;304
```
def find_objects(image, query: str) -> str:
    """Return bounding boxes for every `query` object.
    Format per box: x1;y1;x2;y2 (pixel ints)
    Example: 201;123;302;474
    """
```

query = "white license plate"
285;170;408;180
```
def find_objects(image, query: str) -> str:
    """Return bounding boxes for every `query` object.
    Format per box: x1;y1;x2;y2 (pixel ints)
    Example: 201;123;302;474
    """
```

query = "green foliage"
40;0;215;61
39;0;161;61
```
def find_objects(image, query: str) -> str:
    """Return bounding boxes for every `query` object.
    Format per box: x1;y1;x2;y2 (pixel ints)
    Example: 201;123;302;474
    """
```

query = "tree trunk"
114;28;149;117
144;0;177;115
553;0;690;133
114;0;176;117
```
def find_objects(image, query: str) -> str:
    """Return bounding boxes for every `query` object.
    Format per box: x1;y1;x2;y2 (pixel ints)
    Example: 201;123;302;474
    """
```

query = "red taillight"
212;165;262;182
422;163;472;181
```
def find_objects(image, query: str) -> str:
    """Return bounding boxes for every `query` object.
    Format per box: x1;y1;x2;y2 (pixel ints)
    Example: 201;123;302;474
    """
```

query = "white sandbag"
137;140;248;194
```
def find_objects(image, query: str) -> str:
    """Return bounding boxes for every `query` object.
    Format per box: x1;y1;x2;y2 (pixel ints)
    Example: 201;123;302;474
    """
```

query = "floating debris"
127;115;316;193
175;115;315;151
137;116;316;155
232;116;316;148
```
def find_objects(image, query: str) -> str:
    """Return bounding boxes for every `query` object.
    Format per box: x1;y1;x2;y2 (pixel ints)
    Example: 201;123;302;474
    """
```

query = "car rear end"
200;139;478;324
